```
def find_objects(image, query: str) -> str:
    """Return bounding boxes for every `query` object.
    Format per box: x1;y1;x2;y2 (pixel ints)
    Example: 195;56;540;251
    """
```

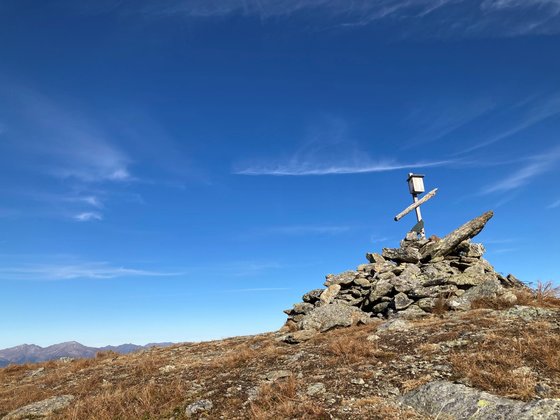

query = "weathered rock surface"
402;381;560;419
185;399;213;417
299;303;372;332
2;395;74;419
283;211;528;334
420;210;493;260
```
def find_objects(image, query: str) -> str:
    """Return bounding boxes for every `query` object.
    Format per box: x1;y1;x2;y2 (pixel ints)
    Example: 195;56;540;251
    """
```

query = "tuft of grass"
450;321;560;400
514;280;560;309
249;376;328;420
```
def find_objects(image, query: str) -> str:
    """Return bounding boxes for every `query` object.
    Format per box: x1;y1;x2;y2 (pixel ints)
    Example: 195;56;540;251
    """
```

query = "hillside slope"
1;298;559;419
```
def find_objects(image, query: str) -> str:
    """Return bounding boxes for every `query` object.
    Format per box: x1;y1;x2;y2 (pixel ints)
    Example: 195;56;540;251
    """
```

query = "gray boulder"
3;395;75;419
402;380;560;419
299;303;371;332
382;247;421;263
324;271;357;287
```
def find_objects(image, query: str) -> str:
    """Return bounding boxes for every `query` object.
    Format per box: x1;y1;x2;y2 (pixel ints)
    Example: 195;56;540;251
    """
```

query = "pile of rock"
282;210;527;337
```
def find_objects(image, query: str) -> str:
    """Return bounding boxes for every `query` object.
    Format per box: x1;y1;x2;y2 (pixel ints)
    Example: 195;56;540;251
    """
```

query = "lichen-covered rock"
3;395;75;419
319;284;341;305
302;289;323;303
401;380;560;419
382;247;421;263
394;292;414;310
324;271;357;287
299;304;372;332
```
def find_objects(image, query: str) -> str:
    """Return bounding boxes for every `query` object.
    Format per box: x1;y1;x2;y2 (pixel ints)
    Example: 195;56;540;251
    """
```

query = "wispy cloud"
460;94;560;154
3;86;132;183
482;146;560;194
133;0;560;37
235;116;456;175
0;262;181;280
236;158;453;176
547;199;560;209
74;212;103;222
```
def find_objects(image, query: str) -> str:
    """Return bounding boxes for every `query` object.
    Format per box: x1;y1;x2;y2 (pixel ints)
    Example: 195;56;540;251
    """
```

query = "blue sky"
0;0;559;348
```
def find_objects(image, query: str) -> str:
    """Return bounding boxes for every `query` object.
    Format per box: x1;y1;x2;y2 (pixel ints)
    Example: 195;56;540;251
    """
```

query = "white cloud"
482;146;560;194
236;158;453;176
74;212;103;222
547;199;560;209
235;116;456;176
135;0;560;37
0;262;181;280
6;86;132;183
460;94;560;154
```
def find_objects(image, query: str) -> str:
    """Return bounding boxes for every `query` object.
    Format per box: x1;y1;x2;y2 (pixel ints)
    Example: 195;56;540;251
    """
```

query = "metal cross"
394;173;438;239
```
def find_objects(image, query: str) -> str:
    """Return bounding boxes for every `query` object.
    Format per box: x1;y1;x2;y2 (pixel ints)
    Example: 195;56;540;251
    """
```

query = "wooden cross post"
393;173;438;239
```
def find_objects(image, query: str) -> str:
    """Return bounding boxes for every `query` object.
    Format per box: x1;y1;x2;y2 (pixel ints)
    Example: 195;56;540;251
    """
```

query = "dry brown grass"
353;396;427;419
450;321;560;400
515;281;560;309
64;379;189;420
432;294;451;316
325;334;395;366
249;376;328;420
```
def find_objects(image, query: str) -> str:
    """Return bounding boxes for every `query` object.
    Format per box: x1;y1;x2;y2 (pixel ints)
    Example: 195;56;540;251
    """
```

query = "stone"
448;278;503;311
393;292;413;310
185;399;213;417
159;365;176;374
448;270;492;287
502;273;527;289
264;370;292;381
324;271;357;287
373;301;390;312
398;304;430;319
353;277;371;287
378;318;411;332
366;253;386;264
456;241;486;258
382;247;421;263
369;279;393;302
292;302;315;314
3;395;75;420
357;263;376;274
391;276;414;293
404;231;418;241
420;211;494;260
278;329;317;344
306;382;326;396
299;303;371;332
500;290;518;305
499;305;557;321
319;284;341;305
416;297;436;312
401;380;560;420
27;367;45;377
302;289;323;303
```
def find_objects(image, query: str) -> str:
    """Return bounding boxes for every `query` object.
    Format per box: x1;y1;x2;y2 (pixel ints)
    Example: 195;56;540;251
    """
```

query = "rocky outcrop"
2;395;74;419
402;381;560;419
283;211;527;337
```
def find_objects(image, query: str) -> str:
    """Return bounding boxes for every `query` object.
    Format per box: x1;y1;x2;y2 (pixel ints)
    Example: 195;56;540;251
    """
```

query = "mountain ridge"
0;341;174;367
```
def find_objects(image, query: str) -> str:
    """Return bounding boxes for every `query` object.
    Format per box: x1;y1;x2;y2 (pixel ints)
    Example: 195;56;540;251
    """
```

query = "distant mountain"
0;341;174;367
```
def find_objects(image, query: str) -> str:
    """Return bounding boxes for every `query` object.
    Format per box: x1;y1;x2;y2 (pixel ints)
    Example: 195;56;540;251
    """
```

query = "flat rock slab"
3;395;74;419
299;303;372;332
402;381;560;419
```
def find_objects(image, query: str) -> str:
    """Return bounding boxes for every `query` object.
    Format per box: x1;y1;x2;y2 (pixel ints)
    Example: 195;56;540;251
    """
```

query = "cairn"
281;211;526;340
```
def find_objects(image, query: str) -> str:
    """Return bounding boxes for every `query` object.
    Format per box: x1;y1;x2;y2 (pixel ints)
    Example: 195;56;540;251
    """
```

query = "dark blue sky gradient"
0;0;559;347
